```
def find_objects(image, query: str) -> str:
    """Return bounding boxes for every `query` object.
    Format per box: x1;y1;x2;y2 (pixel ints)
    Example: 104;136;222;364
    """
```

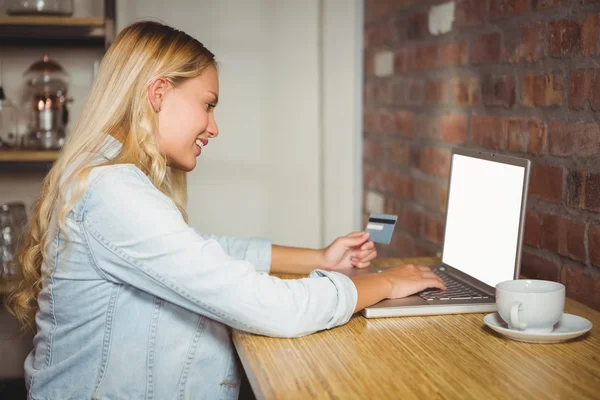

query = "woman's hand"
380;264;446;299
322;232;377;270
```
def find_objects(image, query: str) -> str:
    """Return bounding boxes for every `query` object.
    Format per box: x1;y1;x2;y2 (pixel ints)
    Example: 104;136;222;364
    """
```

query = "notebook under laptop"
343;148;531;318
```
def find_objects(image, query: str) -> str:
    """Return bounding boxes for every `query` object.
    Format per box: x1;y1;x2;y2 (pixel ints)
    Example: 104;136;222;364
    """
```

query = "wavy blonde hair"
5;20;216;332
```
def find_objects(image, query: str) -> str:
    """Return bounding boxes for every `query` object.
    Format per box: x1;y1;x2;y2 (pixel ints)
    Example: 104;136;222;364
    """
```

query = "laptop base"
362;298;497;318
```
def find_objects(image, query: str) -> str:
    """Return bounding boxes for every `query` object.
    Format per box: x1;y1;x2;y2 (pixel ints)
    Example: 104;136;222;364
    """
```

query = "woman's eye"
206;103;216;111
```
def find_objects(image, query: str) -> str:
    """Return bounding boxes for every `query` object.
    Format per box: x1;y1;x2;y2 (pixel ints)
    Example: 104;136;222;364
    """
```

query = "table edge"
233;333;266;400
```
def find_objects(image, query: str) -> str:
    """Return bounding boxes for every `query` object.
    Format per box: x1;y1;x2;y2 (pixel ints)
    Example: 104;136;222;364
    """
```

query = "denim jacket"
25;138;358;399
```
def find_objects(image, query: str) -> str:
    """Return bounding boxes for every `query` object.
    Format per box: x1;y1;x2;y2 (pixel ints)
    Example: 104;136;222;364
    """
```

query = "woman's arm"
271;232;376;274
271;245;325;274
82;166;357;338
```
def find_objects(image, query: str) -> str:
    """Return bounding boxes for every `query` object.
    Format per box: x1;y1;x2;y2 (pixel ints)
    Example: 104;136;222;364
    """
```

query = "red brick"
506;118;529;153
389;141;410;165
561;265;600;311
521;72;564;107
533;0;568;9
364;81;376;104
425;80;448;105
439;41;468;67
419;147;451;178
490;0;529;19
586;173;600;212
364;20;401;49
415;114;440;139
549;20;581;58
590;70;600;111
414;179;445;212
569;69;600;111
529;164;564;203
380;110;396;133
407;12;428;40
569;69;592;110
440;114;467;144
506;118;547;154
567;221;587;262
471;32;503;64
524;211;542;248
364;53;375;77
567;170;586;209
450;76;480;106
565;170;600;211
391;232;416;257
395;111;415;137
388;172;413;199
399;208;422;236
549;121;600;157
471;115;506;150
581;15;599;56
482;74;516;108
394;49;412;74
542;215;586;262
440;185;449;213
505;23;546;63
528;118;547;154
363;109;396;133
363;110;378;132
392;80;424;106
363;137;385;161
364;0;416;23
363;164;379;190
589;224;600;267
541;214;567;254
520;250;561;282
422;213;445;245
453;0;486;28
372;80;394;105
414;45;438;71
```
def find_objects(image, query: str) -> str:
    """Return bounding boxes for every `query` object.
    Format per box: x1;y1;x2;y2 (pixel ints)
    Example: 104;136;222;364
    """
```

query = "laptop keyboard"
419;270;490;301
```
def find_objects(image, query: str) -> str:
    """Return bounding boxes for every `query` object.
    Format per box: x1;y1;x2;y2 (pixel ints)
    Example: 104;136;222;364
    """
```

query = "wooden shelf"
0;150;60;162
0;14;112;46
0;15;104;27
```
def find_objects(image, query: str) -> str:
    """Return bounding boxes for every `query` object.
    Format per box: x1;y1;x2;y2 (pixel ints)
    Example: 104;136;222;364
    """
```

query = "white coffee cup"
496;280;565;333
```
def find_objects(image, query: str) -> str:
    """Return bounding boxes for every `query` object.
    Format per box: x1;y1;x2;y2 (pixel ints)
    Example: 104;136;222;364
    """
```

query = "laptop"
343;148;531;318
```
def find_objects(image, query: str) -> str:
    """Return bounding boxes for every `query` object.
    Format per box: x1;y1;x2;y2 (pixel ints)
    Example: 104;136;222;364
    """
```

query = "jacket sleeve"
191;230;272;273
80;165;357;338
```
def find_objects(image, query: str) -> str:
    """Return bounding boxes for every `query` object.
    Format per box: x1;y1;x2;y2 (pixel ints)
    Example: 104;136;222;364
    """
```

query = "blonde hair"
5;21;216;332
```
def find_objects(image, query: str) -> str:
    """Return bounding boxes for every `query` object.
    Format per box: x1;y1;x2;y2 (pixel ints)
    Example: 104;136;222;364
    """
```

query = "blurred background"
1;0;600;397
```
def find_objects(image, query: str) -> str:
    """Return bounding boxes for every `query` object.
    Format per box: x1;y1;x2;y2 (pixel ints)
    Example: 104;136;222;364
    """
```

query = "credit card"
365;213;397;244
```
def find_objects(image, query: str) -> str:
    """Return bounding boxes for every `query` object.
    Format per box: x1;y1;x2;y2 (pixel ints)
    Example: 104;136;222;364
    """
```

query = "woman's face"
154;66;219;171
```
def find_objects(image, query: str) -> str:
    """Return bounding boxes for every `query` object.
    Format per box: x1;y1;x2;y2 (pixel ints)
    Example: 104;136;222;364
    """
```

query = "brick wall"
363;0;600;310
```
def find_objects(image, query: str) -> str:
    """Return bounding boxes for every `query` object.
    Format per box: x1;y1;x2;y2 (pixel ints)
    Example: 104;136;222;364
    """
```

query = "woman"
5;21;445;399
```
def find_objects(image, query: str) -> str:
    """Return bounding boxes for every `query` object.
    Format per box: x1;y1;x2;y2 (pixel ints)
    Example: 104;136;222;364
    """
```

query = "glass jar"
21;55;70;150
7;0;74;16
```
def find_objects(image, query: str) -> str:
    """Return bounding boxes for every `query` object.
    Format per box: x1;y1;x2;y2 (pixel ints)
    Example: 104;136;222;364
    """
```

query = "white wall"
322;0;363;244
118;0;362;248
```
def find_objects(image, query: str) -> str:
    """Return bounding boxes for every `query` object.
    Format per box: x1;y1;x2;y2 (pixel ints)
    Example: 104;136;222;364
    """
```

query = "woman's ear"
148;77;169;112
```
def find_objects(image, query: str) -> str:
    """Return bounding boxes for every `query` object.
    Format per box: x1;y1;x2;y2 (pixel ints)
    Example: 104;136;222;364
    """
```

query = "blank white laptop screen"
442;154;526;287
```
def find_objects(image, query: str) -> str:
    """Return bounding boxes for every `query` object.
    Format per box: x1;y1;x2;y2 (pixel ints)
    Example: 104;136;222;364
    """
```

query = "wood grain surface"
233;257;600;400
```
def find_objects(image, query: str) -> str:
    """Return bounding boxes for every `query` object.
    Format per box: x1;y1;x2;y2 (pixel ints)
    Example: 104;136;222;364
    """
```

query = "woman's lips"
194;138;208;156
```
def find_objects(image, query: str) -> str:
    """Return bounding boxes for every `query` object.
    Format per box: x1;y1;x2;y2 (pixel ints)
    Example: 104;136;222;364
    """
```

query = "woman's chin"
168;158;196;172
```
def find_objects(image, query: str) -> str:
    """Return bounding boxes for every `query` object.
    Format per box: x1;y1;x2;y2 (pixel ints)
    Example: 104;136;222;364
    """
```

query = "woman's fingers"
360;241;376;251
354;261;372;269
355;249;377;261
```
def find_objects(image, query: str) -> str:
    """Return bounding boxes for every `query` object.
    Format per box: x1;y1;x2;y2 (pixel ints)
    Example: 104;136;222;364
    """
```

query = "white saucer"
483;313;593;344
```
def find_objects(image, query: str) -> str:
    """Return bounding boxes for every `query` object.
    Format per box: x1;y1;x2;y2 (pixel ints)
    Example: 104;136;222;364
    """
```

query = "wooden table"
233;257;600;399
